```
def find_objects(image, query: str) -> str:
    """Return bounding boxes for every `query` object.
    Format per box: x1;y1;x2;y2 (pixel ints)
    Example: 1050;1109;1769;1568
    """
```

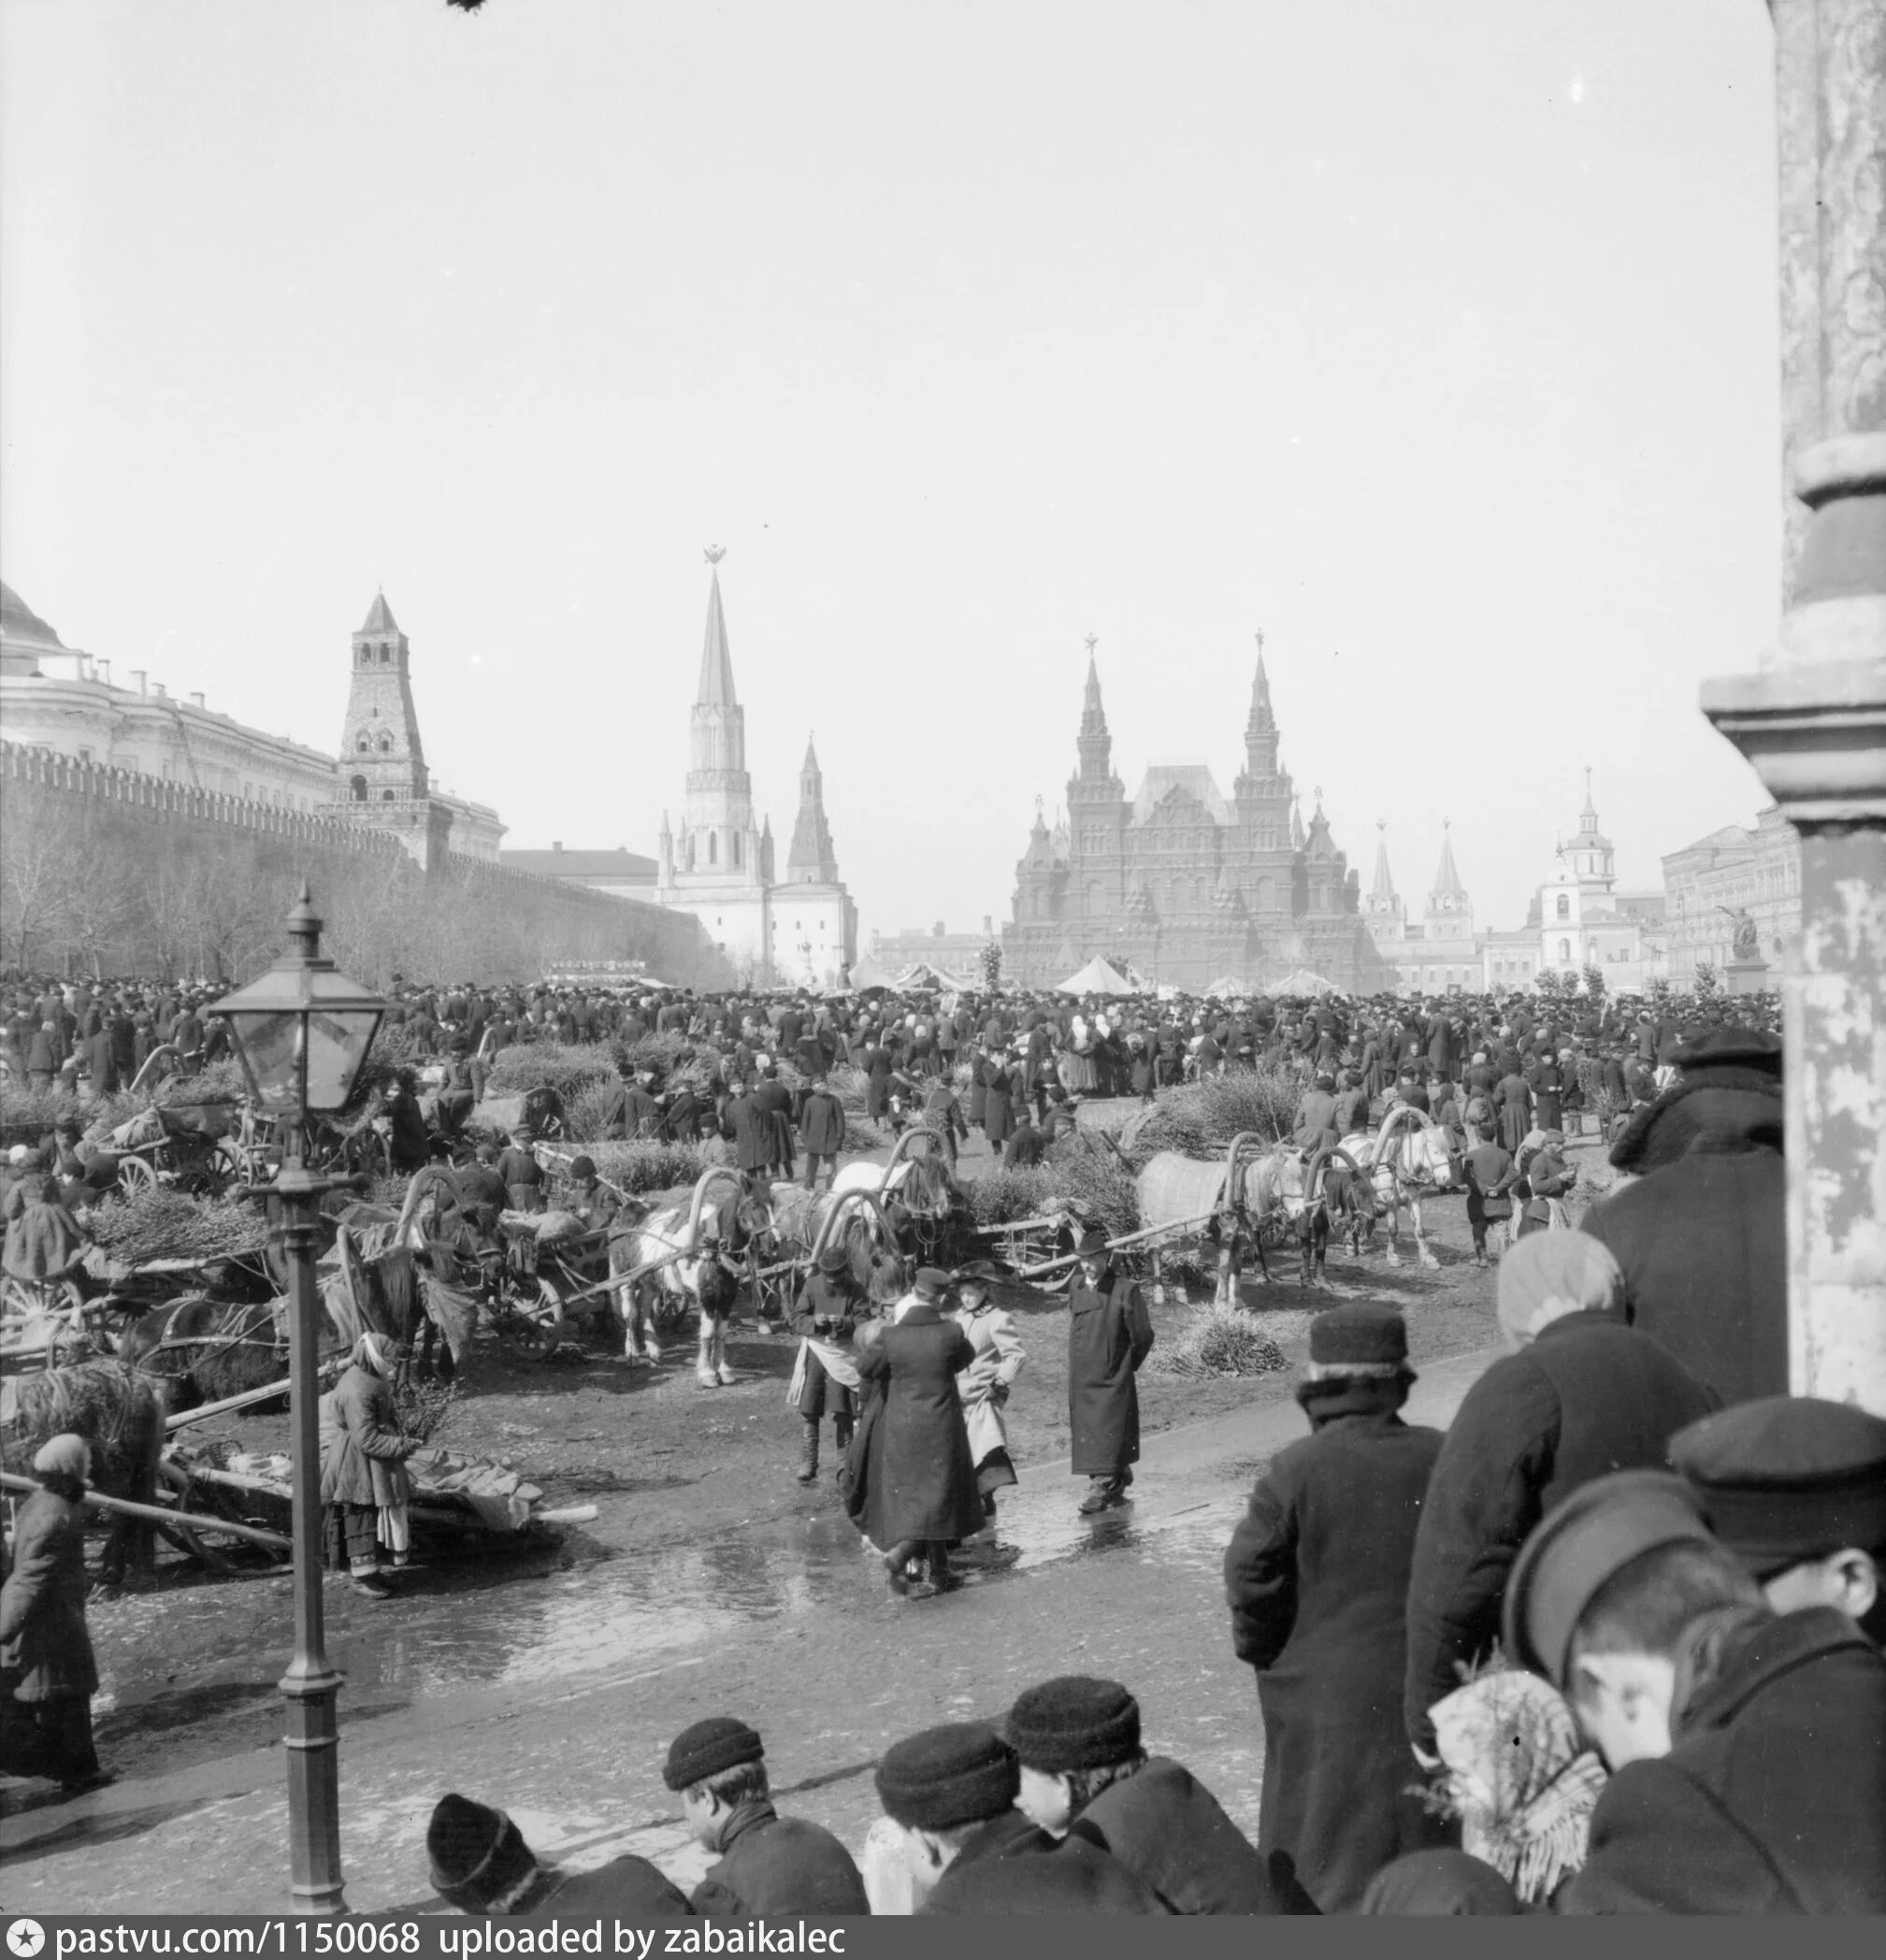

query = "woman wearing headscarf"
1402;1232;1718;1756
320;1331;418;1600
0;1434;110;1793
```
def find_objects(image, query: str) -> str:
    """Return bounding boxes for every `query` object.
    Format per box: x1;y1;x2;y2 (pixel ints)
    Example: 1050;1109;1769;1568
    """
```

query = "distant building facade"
1530;778;1664;989
0;579;502;864
1002;641;1393;993
868;919;997;975
1662;805;1802;982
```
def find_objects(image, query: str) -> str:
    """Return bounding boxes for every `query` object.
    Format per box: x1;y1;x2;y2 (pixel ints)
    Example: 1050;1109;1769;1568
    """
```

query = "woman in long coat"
853;1273;982;1597
320;1332;418;1599
0;1434;107;1792
980;1055;1019;1153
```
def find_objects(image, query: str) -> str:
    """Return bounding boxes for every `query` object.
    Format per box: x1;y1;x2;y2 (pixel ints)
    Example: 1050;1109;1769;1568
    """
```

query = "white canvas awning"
1056;956;1139;996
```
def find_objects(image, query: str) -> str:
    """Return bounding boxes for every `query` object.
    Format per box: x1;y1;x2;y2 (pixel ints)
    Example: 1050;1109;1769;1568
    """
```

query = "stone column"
1700;0;1886;1413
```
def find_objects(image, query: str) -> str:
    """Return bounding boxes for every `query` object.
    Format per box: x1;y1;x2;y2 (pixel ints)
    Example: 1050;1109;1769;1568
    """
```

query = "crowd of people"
7;959;1879;1911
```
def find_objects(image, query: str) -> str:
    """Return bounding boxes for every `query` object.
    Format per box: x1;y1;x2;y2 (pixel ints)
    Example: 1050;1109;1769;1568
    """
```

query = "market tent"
844;956;902;991
1267;968;1348;999
1056;956;1138;996
1203;973;1255;998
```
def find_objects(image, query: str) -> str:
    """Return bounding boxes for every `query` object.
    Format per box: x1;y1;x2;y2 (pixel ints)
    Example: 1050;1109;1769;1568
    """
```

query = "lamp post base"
281;1663;347;1914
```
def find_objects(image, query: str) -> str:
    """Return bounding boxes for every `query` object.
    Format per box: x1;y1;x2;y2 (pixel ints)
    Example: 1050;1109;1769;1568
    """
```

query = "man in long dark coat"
1580;1028;1786;1405
1067;1230;1154;1515
855;1271;983;1597
1225;1305;1448;1910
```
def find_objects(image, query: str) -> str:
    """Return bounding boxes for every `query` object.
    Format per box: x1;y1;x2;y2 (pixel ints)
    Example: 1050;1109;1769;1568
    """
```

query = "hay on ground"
1145;1304;1289;1380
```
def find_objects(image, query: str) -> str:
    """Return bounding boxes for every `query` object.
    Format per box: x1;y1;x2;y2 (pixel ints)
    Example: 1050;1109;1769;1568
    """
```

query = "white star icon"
7;1923;47;1959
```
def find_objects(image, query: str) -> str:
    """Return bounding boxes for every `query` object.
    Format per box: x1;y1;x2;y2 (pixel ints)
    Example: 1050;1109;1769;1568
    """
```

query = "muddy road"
3;1123;1610;1913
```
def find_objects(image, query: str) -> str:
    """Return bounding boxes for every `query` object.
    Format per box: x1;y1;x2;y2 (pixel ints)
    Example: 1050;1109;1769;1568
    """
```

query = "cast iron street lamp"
210;886;385;1914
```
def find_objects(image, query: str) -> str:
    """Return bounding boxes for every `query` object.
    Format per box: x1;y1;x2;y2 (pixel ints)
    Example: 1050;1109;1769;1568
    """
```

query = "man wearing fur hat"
1224;1306;1448;1909
1404;1232;1718;1755
1068;1229;1155;1515
662;1716;867;1916
425;1792;691;1916
787;1244;869;1486
1580;1028;1786;1405
1008;1676;1316;1913
872;1722;1162;1913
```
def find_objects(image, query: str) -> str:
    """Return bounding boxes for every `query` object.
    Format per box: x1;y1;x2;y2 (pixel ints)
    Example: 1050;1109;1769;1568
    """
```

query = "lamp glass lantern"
212;890;385;1118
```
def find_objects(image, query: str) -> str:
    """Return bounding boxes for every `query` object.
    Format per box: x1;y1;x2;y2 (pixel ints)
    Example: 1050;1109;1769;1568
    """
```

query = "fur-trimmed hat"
874;1722;1019;1831
1005;1677;1141;1773
662;1716;764;1792
1308;1304;1406;1371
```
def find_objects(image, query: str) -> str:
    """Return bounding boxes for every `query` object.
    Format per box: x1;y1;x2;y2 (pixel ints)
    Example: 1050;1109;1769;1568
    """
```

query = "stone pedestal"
1698;0;1886;1415
1724;957;1773;996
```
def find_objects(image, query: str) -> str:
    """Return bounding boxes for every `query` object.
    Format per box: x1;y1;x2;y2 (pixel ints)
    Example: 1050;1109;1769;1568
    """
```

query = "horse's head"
734;1192;777;1261
893;1151;956;1222
1393;1123;1457;1188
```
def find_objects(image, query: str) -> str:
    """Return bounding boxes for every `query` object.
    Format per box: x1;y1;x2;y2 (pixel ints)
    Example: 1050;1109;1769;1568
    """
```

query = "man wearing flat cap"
1403;1231;1718;1755
426;1792;691;1917
1503;1471;1886;1913
1225;1305;1449;1909
1581;1027;1786;1404
1670;1395;1886;1643
1067;1228;1155;1516
662;1715;867;1916
872;1722;1163;1913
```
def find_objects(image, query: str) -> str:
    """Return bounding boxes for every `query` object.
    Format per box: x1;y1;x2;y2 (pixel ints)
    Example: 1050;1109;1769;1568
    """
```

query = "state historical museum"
1001;641;1394;995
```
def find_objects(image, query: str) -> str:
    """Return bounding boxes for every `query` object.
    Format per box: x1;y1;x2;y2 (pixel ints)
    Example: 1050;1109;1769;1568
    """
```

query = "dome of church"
1;581;67;653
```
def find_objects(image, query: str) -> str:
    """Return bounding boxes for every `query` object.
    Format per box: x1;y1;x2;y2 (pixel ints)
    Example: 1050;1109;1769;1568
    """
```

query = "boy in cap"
663;1716;867;1916
1505;1470;1886;1912
425;1792;690;1917
1223;1305;1448;1910
788;1242;869;1485
1007;1676;1315;1913
1669;1395;1886;1642
797;1073;846;1191
872;1722;1162;1914
1067;1228;1154;1515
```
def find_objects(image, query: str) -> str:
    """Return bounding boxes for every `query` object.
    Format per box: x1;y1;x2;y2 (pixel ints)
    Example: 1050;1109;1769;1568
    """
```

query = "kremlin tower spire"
785;735;842;886
1070;634;1125;806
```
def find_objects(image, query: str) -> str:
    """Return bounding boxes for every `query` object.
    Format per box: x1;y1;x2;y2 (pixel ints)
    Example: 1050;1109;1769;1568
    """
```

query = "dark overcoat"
1580;1076;1787;1405
1225;1382;1449;1910
1403;1311;1719;1748
980;1061;1018;1146
1067;1265;1154;1476
798;1088;845;1157
1493;1072;1532;1151
691;1800;870;1918
854;1304;983;1542
1558;1608;1886;1914
0;1481;98;1701
1077;1755;1317;1914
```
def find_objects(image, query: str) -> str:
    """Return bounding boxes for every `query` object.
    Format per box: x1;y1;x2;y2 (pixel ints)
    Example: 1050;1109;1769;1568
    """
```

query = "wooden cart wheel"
117;1155;158;1195
496;1312;560;1362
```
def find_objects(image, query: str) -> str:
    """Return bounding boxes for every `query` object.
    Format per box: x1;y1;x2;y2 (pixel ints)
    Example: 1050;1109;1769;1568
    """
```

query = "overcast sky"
3;1;1781;944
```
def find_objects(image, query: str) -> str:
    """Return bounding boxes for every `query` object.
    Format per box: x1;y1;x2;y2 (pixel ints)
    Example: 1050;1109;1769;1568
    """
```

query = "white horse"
614;1170;759;1387
1338;1106;1458;1269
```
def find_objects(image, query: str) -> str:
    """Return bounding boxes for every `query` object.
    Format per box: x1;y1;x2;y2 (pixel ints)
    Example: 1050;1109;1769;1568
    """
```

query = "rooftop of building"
500;845;658;880
1131;764;1232;826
